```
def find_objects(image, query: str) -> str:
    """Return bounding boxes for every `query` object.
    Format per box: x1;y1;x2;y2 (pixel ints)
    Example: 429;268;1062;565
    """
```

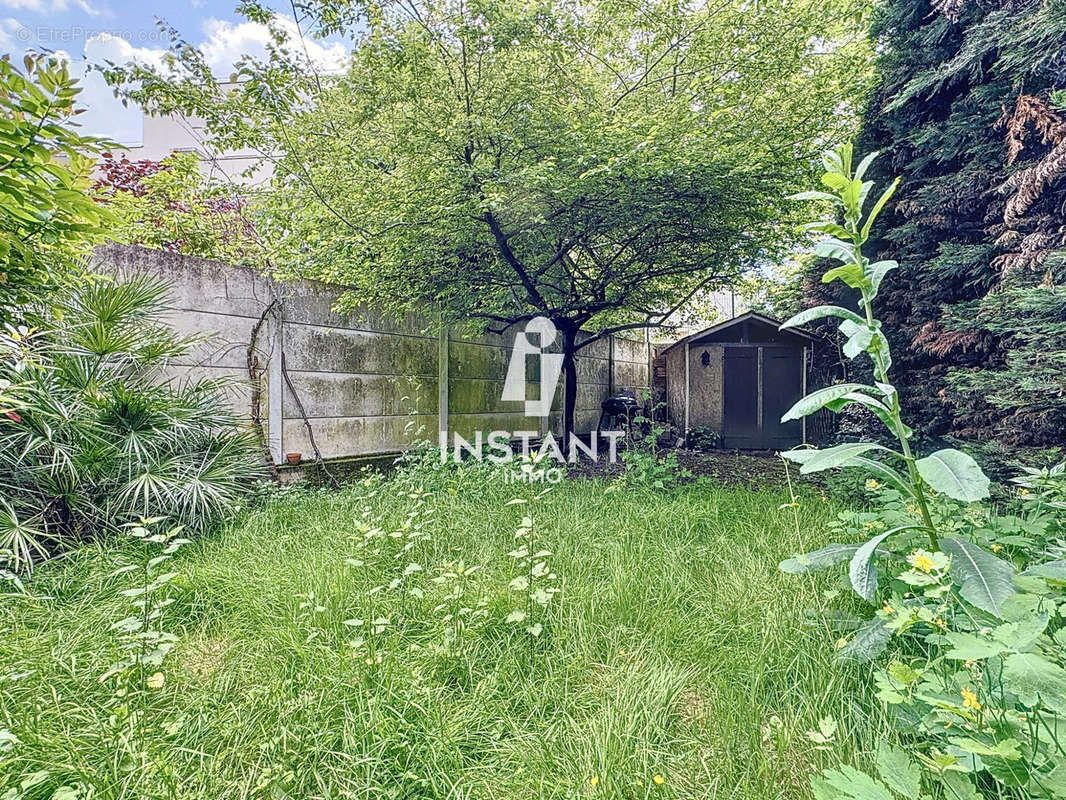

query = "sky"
0;0;349;144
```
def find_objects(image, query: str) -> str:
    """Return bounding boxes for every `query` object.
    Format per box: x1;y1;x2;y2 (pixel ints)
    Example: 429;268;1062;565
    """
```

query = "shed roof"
661;310;818;353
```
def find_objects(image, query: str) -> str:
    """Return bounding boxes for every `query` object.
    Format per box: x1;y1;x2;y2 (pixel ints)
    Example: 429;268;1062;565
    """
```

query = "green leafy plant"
616;396;690;490
780;144;1066;798
0;55;113;320
0;276;263;573
1;517;190;798
99;517;189;795
430;560;488;652
343;480;434;663
102;519;188;686
781;143;990;543
93;151;265;265
1014;461;1066;509
504;464;560;658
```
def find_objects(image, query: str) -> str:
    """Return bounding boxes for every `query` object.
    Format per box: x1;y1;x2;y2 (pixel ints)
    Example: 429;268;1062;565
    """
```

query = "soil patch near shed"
569;448;818;489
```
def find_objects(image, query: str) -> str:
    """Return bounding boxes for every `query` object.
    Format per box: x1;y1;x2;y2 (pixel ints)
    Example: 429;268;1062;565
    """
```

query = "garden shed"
661;311;817;450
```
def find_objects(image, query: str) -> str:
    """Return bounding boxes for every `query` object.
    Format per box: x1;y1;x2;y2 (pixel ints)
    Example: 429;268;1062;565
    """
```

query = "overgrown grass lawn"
1;469;876;799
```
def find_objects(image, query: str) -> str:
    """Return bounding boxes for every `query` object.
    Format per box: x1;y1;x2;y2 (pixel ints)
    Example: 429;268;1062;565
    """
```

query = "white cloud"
75;67;143;143
0;20;141;142
0;0;104;17
81;15;347;77
0;16;21;49
84;30;167;69
72;33;169;144
199;15;348;74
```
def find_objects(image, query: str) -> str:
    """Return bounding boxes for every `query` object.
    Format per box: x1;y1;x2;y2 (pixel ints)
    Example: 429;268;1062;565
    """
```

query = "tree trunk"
558;321;578;447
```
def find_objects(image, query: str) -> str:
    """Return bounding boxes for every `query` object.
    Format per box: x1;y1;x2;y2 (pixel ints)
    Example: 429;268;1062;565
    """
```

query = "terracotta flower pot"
285;452;302;465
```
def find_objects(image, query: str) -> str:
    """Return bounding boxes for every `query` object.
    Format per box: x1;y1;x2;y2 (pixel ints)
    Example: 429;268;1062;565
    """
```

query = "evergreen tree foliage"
797;0;1066;448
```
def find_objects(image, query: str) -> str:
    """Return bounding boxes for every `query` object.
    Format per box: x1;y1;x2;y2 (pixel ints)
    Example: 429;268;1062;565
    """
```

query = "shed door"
722;345;804;449
762;346;803;449
722;348;758;448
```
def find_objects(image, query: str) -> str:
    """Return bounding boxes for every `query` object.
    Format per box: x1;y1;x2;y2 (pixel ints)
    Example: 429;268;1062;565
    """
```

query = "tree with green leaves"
0;55;112;320
103;0;872;439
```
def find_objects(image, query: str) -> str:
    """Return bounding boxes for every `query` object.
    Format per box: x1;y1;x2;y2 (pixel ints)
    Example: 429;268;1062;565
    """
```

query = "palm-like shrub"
0;276;263;572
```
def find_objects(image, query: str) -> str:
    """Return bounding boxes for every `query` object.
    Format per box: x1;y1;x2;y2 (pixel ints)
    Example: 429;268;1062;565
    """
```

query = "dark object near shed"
598;394;639;433
659;312;817;450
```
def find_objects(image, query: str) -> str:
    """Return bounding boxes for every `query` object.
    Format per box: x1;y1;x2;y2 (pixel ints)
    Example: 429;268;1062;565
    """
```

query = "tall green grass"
0;468;885;799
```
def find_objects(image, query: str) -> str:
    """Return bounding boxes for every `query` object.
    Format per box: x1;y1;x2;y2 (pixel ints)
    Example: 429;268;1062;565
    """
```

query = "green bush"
0;55;112;321
0;276;264;573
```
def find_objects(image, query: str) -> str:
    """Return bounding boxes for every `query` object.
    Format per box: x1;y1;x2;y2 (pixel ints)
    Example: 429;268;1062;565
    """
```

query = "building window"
700;350;710;367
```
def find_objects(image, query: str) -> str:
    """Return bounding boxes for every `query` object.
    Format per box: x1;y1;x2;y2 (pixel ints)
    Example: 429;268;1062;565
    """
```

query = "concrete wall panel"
285;324;438;377
612;361;650;391
665;346;685;427
283;285;435;336
612;336;649;363
450;377;522;415
94;245;653;463
449;339;514;381
283;414;436;459
283;373;436;419
159;364;254;416
161;309;269;370
97;247;268;319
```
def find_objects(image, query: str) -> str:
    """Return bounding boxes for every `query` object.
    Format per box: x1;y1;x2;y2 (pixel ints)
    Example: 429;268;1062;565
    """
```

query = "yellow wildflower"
1019;488;1031;496
912;553;936;573
882;603;894;615
865;479;880;490
990;543;1003;553
961;687;981;711
146;672;165;690
653;774;665;785
589;776;600;787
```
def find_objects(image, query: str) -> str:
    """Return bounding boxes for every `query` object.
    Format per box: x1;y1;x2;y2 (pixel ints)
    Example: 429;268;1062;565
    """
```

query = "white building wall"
97;84;274;187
